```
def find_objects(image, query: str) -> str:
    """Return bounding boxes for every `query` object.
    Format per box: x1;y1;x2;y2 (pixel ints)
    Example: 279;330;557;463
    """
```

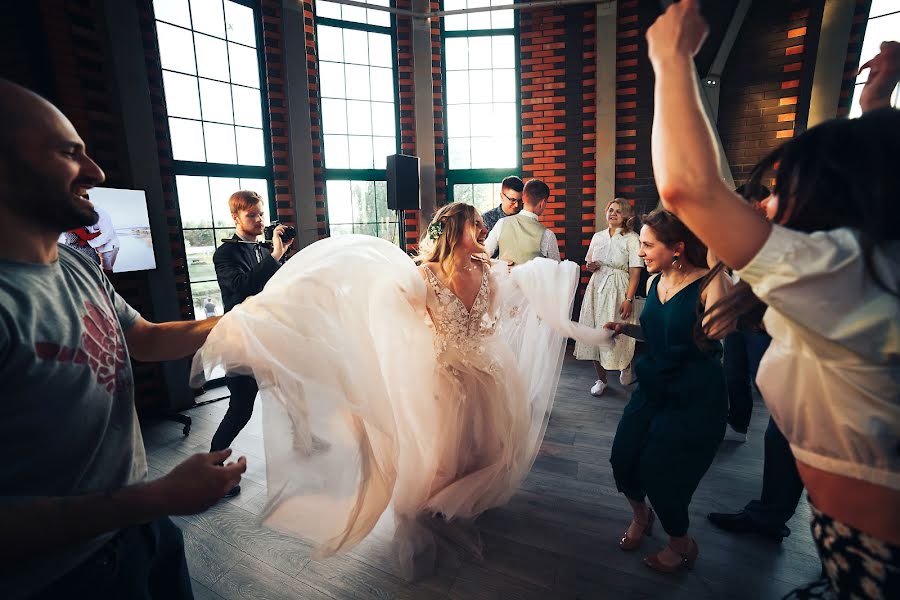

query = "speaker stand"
396;209;406;253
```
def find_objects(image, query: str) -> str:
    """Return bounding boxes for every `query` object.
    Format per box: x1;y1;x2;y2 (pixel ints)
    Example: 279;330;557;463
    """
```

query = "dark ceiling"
694;0;742;76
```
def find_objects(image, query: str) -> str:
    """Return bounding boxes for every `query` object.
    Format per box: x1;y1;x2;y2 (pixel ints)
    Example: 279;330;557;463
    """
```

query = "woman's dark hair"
641;208;707;269
734;182;770;203
703;108;900;338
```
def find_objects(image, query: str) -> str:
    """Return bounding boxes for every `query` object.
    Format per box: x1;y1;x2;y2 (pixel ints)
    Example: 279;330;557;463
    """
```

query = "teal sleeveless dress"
609;275;727;537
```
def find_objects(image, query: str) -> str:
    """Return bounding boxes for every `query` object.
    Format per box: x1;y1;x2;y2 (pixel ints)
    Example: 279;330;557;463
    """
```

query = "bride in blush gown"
190;202;613;579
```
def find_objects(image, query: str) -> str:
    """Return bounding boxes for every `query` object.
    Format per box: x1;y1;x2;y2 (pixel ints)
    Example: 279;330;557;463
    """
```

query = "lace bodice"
422;264;497;354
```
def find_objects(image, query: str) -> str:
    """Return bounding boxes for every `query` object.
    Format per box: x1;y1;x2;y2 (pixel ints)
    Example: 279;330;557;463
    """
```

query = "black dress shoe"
224;485;241;499
707;511;789;541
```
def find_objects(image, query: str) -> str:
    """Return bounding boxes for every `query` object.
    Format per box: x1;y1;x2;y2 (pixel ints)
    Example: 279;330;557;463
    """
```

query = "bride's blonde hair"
415;202;485;281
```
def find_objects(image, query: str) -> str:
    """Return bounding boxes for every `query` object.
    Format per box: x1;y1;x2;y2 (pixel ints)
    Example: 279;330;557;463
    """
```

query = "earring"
672;254;683;270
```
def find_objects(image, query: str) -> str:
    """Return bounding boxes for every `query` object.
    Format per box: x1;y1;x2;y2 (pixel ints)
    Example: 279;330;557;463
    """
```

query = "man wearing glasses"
481;175;524;234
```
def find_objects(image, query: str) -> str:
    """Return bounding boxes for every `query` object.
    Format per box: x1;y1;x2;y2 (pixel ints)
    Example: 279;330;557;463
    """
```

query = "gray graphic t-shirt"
0;244;147;598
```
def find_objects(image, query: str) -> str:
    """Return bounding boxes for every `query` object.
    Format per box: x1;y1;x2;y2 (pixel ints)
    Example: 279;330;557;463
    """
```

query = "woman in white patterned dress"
574;199;644;396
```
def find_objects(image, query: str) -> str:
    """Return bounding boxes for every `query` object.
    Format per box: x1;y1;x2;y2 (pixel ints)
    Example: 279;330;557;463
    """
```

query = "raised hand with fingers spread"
859;41;900;113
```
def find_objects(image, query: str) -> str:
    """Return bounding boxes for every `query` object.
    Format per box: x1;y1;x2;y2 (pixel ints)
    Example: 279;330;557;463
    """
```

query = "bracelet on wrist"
625;297;634;303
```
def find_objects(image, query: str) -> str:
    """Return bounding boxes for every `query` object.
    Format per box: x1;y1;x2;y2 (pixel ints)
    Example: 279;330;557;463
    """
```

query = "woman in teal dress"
605;209;732;574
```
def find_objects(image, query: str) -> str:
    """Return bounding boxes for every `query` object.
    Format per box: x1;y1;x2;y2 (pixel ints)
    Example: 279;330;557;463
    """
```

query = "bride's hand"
604;322;625;337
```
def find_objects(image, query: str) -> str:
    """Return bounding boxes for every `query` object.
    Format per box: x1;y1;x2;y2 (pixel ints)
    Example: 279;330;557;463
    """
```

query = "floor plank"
140;351;821;599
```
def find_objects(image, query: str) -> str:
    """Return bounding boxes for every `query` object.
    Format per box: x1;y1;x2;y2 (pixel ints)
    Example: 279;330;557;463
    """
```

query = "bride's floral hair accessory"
428;221;444;241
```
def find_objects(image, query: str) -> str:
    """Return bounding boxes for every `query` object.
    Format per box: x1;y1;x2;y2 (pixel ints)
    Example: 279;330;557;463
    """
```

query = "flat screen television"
58;187;157;273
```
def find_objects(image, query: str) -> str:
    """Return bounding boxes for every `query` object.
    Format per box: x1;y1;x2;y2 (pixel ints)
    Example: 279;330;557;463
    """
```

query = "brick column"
261;0;297;230
299;0;328;238
396;0;420;249
431;0;447;208
520;7;567;258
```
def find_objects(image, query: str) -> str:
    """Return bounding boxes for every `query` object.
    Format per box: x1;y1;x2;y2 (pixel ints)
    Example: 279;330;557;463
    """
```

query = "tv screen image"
59;187;157;273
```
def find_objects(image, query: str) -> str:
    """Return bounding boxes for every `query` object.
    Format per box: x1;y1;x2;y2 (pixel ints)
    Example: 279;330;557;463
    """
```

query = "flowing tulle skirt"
191;235;612;578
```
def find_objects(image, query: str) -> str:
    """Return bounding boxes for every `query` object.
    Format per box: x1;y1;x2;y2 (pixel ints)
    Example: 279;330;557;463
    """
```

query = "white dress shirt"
483;210;561;262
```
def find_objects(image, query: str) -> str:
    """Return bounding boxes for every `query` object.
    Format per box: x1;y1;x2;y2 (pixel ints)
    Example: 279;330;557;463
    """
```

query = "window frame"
440;5;521;203
153;0;276;322
312;2;404;240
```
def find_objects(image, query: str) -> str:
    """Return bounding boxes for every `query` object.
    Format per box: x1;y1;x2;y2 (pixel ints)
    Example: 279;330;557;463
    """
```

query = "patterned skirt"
783;500;899;600
573;269;637;369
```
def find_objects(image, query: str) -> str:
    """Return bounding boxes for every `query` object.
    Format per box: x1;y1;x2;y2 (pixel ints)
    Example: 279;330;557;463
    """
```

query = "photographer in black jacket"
211;190;292;498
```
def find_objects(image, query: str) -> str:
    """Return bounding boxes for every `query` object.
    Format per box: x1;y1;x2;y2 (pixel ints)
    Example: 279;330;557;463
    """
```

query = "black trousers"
743;416;804;531
723;329;771;433
210;374;258;452
610;387;724;537
31;518;192;600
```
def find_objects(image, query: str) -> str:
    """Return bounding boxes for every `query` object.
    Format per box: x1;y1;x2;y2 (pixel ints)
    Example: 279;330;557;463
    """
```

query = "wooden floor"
142;352;822;600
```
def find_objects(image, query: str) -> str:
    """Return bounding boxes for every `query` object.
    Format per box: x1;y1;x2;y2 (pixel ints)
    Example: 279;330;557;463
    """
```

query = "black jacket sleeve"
213;243;280;309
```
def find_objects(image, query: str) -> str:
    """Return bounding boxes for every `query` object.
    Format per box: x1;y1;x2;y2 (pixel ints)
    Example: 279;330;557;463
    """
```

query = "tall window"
849;1;899;118
152;0;273;320
442;0;519;207
315;0;401;244
175;175;270;317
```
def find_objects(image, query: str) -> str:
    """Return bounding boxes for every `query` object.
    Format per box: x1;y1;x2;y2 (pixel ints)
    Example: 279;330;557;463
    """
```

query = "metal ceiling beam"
702;0;751;122
431;0;613;18
325;0;613;20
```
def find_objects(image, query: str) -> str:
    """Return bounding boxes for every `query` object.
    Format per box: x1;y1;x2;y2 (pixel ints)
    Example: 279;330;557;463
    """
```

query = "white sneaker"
619;365;635;386
590;380;607;396
723;425;747;443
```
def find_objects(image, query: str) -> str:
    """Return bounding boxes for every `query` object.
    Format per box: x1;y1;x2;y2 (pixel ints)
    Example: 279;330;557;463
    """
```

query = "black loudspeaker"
386;154;420;211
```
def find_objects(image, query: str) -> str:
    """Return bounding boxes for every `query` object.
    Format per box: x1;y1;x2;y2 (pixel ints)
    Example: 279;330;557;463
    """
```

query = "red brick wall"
261;0;298;229
520;7;566;258
301;0;329;239
580;6;598;281
396;0;420;249
613;0;655;219
519;4;597;272
718;1;815;185
431;0;448;210
611;1;864;210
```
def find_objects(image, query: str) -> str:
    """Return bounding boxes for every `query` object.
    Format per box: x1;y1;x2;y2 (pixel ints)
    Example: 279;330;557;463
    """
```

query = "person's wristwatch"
625;297;634;303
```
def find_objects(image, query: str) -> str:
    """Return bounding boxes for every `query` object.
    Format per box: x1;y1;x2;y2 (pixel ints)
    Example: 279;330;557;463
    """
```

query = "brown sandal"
619;508;655;551
643;537;699;573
